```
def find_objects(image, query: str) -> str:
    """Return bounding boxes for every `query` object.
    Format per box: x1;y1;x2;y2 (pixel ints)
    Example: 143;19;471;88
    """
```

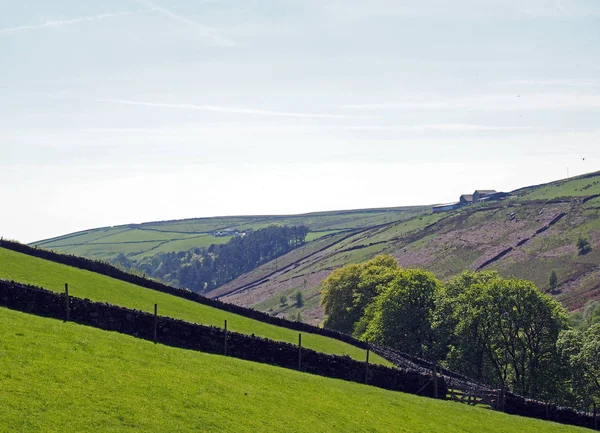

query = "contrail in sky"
0;11;137;34
98;98;380;120
135;0;236;47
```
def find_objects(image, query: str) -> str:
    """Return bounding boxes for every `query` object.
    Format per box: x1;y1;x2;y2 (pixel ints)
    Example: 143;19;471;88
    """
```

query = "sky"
2;0;600;243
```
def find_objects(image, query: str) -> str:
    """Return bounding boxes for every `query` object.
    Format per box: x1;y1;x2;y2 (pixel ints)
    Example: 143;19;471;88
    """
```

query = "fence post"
153;304;158;344
364;343;370;385
64;283;70;322
432;363;438;399
298;333;302;371
224;319;228;356
498;385;504;412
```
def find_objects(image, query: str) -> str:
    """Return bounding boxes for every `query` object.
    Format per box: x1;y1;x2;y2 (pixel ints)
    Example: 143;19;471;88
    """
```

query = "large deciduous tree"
362;268;442;357
443;273;568;398
320;255;399;334
558;323;600;410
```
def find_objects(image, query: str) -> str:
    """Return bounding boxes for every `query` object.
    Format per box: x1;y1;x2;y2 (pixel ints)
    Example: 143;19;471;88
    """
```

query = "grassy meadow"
0;247;389;365
0;307;593;433
31;207;429;262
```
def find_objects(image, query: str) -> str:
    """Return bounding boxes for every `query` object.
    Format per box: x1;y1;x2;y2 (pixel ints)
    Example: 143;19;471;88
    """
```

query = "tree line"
114;225;308;293
320;255;600;411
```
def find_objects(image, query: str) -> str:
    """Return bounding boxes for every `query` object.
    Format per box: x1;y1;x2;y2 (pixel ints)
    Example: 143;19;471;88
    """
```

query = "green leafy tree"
362;269;442;357
434;271;501;380
569;300;600;330
558;324;600;410
279;294;288;305
320;264;363;333
583;300;600;328
438;272;569;399
320;255;400;333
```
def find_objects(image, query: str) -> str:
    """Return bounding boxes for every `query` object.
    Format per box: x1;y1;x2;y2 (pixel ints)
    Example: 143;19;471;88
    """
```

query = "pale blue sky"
2;0;599;242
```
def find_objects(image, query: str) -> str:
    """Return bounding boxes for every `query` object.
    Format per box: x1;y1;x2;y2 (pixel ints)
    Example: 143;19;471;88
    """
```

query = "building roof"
460;194;474;201
433;202;460;208
474;190;497;195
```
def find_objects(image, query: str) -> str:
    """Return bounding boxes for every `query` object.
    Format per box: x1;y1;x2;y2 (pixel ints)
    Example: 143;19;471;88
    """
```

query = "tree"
549;270;558;291
577;235;592;255
133;225;307;293
320;255;400;333
362;268;442;357
279;294;288;305
582;300;600;329
558;324;600;410
295;291;304;308
447;276;569;399
434;271;502;380
320;264;363;333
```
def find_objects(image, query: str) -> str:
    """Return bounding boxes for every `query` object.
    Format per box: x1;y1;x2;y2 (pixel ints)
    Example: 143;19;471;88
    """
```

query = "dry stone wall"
0;240;366;348
0;279;442;398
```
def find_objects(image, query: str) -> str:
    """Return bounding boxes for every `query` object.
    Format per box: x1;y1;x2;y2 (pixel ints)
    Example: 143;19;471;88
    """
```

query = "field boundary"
0;279;441;398
0;239;369;349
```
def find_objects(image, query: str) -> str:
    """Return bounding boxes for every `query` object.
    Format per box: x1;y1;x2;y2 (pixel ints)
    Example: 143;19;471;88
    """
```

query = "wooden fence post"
64;283;70;322
224;320;228;356
498;385;504;412
298;333;302;371
364;343;370;385
432;363;438;399
153;304;158;344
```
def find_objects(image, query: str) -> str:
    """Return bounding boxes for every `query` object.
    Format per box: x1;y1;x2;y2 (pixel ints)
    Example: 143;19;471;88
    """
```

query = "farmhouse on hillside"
432;189;510;213
459;194;474;205
432;202;462;213
473;190;497;202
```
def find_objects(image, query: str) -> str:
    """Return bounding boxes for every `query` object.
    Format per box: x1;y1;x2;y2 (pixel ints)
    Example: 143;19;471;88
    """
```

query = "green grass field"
0;307;591;433
513;172;600;202
31;207;429;262
0;247;389;365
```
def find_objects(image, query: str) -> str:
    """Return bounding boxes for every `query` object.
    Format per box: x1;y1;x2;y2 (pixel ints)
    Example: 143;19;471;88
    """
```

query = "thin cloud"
343;93;600;112
135;0;236;47
0;11;137;34
97;98;380;119
338;124;533;132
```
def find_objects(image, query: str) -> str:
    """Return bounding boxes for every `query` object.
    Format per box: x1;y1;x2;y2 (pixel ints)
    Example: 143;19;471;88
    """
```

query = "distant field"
0;247;389;365
1;307;591;433
31;206;429;262
513;172;600;202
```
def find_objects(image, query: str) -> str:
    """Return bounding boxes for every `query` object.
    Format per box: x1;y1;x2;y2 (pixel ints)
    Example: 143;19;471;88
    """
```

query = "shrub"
577;236;592;255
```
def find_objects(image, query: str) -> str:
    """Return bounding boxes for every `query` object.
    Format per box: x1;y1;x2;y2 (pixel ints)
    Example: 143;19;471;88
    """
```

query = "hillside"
212;172;600;323
0;307;591;433
31;171;600;324
32;206;428;262
0;247;388;365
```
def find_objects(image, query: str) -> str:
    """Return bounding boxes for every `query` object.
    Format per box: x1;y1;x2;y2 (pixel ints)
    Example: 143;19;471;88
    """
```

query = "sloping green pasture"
0;247;388;365
0;307;591;433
